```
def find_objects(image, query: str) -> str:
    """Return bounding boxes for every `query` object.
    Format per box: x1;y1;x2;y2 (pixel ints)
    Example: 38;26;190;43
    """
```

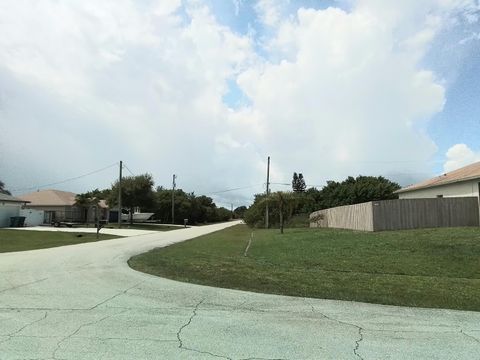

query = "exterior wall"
310;202;374;231
372;198;479;231
25;205;84;223
398;180;479;199
19;209;45;227
0;203;21;227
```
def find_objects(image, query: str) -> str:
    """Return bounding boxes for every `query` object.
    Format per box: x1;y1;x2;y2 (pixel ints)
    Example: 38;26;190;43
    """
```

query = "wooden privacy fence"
310;197;479;232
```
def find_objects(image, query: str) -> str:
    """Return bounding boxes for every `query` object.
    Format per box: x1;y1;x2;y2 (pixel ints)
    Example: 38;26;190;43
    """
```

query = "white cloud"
237;1;453;185
254;0;289;27
0;0;478;206
0;0;257;201
444;144;480;172
460;31;480;44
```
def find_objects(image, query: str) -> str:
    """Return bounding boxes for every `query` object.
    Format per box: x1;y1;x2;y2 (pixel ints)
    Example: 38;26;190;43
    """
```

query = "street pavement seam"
0;277;49;294
0;311;48;346
175;298;234;360
51;309;129;360
89;281;145;310
460;330;480;344
353;328;364;360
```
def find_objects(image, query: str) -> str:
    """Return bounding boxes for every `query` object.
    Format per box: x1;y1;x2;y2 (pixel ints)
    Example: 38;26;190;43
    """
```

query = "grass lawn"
0;229;119;253
129;224;480;311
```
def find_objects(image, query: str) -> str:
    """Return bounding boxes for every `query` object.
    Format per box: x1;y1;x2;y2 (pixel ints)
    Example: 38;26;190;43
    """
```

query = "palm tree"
0;180;11;195
75;193;100;224
264;191;297;234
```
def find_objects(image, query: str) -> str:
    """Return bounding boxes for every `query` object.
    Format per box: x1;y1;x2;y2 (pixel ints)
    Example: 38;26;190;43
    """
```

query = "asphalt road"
1;221;479;360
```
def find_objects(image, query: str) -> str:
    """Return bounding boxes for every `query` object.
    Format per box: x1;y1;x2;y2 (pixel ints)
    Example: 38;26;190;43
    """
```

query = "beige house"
18;189;108;224
395;161;480;200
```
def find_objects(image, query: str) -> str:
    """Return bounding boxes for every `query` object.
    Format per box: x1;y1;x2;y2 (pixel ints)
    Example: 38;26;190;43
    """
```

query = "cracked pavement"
1;221;480;359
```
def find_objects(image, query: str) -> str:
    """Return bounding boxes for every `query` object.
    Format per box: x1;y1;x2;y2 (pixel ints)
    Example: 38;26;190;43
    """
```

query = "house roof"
396;161;480;194
18;189;110;208
0;192;29;203
18;189;77;206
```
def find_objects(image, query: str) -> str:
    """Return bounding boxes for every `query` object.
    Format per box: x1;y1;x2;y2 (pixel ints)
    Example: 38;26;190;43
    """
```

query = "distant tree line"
152;187;231;224
77;174;233;225
244;175;401;228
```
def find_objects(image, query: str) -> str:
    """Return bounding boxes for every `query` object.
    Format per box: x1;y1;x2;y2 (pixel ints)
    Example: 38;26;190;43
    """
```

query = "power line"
123;164;135;176
214;194;257;207
205;184;263;195
353;159;445;164
11;162;119;193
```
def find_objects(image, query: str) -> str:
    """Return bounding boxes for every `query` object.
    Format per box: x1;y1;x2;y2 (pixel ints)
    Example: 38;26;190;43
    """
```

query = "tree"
76;192;98;223
215;207;232;222
267;191;297;234
244;193;268;228
0;180;11;195
277;191;297;233
292;172;306;192
152;187;230;225
75;188;109;222
75;190;105;238
292;172;298;191
234;206;247;218
244;191;297;233
317;176;400;209
108;174;155;224
244;175;400;229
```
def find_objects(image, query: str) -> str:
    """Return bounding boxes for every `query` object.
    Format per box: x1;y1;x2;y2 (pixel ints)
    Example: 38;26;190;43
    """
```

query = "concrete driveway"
1;221;479;360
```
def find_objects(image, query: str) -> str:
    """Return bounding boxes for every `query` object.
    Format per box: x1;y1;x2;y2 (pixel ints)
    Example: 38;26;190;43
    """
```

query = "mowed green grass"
129;224;480;311
0;230;119;253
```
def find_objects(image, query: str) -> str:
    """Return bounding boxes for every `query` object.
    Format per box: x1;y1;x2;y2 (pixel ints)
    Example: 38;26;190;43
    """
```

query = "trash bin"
17;216;26;227
9;216;26;227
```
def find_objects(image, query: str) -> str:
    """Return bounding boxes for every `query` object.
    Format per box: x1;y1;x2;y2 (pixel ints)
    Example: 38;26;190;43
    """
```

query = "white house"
395;161;480;200
0;193;29;227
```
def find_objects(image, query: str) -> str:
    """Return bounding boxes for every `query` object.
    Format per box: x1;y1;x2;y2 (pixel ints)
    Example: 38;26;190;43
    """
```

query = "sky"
0;0;479;208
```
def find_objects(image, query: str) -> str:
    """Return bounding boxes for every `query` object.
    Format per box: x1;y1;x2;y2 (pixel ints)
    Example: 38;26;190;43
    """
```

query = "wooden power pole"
171;174;176;224
265;156;270;229
118;160;122;228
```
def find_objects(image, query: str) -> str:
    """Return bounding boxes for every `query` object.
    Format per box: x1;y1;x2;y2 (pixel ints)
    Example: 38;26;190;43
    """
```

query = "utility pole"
118;160;122;228
171;174;176;224
231;203;234;219
265;156;270;229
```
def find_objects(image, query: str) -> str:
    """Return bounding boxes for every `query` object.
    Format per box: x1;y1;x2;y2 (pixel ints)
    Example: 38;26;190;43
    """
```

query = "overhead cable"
11;162;119;192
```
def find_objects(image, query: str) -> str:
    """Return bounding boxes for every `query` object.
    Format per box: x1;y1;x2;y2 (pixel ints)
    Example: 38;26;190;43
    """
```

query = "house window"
436;195;443;198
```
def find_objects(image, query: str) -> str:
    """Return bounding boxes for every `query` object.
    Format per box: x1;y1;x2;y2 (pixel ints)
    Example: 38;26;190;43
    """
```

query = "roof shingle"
18;189;77;206
396;161;480;194
0;193;29;203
